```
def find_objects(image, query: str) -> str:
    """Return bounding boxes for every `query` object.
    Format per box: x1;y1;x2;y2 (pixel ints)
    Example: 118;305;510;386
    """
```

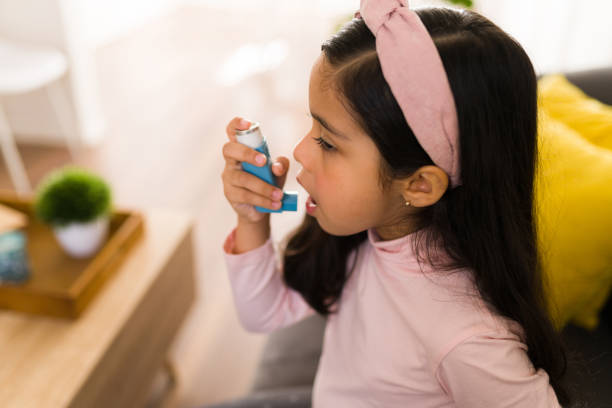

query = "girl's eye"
313;136;335;152
305;112;335;152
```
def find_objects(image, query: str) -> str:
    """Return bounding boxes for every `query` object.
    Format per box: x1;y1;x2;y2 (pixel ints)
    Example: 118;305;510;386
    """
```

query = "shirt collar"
367;227;417;255
366;227;452;274
368;227;426;270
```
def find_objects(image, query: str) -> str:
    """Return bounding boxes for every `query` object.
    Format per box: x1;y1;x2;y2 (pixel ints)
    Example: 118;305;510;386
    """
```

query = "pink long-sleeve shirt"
223;227;561;407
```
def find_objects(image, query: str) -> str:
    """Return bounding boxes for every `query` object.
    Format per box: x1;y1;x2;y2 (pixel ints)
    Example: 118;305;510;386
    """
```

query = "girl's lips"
306;195;318;215
297;176;318;215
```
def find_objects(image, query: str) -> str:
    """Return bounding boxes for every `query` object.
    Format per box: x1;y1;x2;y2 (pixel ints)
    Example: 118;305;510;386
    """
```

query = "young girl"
221;2;571;406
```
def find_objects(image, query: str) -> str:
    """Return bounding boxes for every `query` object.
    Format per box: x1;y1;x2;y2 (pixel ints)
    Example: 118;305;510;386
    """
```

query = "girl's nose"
293;135;307;167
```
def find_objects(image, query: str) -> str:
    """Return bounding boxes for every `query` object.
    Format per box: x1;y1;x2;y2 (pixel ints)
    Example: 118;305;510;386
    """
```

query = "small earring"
405;201;411;207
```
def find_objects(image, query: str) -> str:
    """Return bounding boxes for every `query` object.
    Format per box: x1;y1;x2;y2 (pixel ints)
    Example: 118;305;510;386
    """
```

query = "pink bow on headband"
356;0;461;187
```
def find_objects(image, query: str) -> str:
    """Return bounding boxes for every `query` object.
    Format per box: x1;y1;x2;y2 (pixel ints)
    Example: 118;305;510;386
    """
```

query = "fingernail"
272;201;281;209
272;190;282;200
239;119;250;128
256;154;266;165
272;161;282;171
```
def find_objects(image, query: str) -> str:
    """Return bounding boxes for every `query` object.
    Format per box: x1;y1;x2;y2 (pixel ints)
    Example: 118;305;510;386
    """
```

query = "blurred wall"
0;0;610;148
477;0;612;74
0;0;181;147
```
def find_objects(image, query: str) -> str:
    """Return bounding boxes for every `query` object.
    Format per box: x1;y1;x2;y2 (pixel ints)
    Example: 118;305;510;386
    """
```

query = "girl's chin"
313;215;364;237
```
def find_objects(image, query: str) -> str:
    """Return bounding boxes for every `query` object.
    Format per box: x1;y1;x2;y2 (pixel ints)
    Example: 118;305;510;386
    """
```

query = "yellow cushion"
535;109;612;330
538;74;612;150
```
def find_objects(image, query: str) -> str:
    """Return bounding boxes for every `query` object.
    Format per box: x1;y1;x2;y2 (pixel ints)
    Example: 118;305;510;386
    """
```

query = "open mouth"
297;176;318;215
306;195;318;215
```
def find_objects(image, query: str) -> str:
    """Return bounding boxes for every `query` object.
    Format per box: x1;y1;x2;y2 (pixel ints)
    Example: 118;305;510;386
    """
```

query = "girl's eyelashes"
306;111;335;151
313;135;335;151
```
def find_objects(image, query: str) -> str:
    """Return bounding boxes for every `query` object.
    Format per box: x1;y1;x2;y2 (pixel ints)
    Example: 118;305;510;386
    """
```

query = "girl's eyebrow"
310;111;350;140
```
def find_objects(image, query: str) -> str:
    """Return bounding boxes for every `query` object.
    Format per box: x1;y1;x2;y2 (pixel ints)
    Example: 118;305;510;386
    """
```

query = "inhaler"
236;122;298;213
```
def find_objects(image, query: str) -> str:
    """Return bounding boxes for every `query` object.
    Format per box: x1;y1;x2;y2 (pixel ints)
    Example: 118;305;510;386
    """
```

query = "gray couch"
203;67;612;408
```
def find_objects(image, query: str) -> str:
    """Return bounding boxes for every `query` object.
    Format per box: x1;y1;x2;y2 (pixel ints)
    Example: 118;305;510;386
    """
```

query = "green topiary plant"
34;166;112;227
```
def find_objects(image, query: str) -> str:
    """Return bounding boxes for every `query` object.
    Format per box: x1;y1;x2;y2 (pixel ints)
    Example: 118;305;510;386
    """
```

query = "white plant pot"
53;215;110;258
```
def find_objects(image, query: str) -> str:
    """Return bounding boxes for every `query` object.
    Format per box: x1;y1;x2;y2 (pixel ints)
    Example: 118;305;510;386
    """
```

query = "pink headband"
356;0;461;187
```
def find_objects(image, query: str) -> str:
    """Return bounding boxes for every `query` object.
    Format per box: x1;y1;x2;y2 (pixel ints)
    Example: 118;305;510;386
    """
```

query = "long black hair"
282;7;573;405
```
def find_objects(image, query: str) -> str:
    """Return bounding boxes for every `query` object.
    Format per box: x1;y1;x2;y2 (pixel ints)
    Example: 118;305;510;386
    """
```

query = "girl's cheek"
315;170;336;198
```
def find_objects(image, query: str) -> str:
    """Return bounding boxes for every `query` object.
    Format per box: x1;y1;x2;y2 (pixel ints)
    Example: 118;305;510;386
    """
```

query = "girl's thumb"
272;156;290;189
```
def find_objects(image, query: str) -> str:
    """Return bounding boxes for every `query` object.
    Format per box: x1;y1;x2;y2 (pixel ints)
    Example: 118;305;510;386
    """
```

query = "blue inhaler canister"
236;122;298;213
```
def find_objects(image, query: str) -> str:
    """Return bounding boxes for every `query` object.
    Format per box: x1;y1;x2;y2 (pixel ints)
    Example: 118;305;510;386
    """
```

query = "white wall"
1;0;610;147
0;0;181;147
473;0;612;74
192;0;612;74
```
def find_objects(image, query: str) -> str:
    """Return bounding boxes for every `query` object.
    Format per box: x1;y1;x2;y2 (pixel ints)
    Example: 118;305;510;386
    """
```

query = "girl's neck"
374;222;418;241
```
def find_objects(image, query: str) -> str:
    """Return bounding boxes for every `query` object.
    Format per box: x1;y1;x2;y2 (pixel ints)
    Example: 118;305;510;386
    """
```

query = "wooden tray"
0;191;145;319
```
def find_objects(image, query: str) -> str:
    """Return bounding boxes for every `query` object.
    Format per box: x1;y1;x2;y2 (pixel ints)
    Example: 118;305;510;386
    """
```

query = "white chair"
0;37;82;195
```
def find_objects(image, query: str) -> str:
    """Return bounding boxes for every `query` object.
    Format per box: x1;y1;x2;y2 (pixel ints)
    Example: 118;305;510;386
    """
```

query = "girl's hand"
222;117;290;224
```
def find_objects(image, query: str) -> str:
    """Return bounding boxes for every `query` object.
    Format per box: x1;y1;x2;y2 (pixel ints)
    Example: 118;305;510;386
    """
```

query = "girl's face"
293;54;409;238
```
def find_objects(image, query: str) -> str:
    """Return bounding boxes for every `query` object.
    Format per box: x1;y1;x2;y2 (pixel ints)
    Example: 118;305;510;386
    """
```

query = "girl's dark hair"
282;7;574;405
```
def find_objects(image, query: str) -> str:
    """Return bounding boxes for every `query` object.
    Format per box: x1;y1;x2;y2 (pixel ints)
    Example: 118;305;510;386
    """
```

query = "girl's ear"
401;166;449;207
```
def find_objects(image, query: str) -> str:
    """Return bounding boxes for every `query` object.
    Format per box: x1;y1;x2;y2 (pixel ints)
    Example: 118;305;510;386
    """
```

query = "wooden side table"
0;209;196;408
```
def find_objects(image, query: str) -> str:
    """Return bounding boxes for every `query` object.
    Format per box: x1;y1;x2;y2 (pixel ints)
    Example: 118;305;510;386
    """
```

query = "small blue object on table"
0;230;30;284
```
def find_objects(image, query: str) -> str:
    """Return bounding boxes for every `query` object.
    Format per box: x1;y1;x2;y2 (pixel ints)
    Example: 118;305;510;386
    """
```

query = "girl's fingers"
222;119;291;214
271;156;290;189
226;117;251;142
224;185;282;211
222;167;283;202
271;156;289;175
222;141;267;167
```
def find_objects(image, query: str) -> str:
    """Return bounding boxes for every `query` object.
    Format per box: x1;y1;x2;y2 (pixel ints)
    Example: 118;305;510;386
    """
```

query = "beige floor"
0;4;348;407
